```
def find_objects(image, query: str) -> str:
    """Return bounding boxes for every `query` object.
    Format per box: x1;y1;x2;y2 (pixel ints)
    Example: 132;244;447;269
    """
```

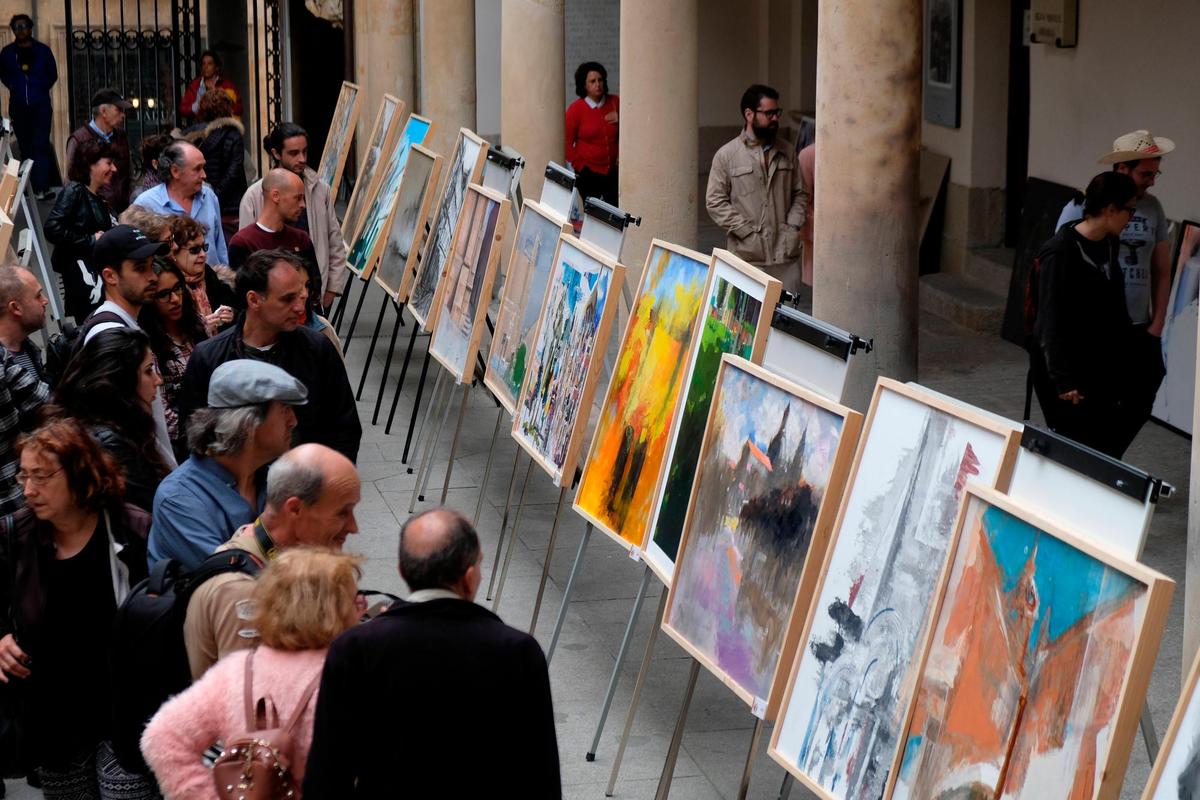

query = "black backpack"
42;310;124;390
109;550;263;773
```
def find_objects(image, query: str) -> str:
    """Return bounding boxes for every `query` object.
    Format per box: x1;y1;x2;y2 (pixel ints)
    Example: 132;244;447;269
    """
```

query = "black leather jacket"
44;181;114;276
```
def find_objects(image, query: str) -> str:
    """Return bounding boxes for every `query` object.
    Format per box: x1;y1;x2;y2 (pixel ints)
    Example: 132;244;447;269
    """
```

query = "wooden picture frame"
373;144;443;303
1142;646;1200;798
483;199;573;415
573;239;715;552
767;378;1021;800
661;355;862;717
0;158;20;216
340;93;405;238
0;207;14;258
315;80;363;199
511;234;626;487
884;485;1172;800
642;249;782;584
343;114;436;281
428;184;511;384
1151;219;1200;434
408;127;489;331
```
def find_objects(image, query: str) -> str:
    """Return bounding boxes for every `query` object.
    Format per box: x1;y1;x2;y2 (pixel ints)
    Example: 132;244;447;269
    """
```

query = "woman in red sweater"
565;61;619;206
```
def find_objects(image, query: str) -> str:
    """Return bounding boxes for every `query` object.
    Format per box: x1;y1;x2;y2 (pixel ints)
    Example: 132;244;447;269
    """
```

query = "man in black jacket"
303;508;561;799
179;249;360;462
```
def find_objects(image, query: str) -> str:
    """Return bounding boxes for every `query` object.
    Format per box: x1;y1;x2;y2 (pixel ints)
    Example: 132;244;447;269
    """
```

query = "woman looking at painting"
565;61;619;206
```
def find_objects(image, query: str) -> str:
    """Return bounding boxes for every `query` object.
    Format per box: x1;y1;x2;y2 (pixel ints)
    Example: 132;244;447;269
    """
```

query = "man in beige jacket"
706;84;808;291
240;121;349;310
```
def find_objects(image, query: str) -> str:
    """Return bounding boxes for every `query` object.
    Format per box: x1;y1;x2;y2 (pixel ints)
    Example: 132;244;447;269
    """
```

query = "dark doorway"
1004;0;1031;246
286;0;347;181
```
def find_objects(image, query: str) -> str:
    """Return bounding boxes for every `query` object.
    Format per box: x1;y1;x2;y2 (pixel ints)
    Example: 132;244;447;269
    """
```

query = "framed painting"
0;207;13;257
924;0;961;127
340;93;404;238
512;235;626;487
315;80;363;198
1151;220;1200;434
344;114;435;280
643;250;782;584
887;486;1172;800
484;199;572;414
767;378;1021;800
0;158;19;216
662;356;861;716
407;128;489;331
428;184;511;384
374;144;443;302
573;240;713;551
1143;647;1200;798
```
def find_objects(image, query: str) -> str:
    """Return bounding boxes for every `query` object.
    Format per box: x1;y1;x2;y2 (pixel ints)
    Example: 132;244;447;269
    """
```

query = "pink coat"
141;647;327;800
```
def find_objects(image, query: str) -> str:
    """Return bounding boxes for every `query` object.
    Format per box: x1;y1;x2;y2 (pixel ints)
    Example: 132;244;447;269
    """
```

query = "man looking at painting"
706;84;808;292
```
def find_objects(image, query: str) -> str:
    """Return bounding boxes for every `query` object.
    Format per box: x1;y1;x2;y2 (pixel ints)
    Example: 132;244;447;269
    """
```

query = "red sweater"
565;95;619;175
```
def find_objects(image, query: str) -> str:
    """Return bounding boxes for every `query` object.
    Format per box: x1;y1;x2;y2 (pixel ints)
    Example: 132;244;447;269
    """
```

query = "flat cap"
207;360;308;408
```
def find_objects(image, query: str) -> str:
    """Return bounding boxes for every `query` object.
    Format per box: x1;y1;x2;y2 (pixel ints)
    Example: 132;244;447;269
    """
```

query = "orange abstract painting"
574;243;710;548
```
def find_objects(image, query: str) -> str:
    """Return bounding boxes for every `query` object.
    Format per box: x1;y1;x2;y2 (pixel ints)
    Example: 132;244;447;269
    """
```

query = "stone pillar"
500;0;565;200
811;0;921;409
419;0;477;160
353;0;416;166
619;0;699;273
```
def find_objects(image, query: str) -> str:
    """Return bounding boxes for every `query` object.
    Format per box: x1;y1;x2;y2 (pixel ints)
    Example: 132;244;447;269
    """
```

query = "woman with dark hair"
1030;170;1143;457
191;89;246;232
48;327;171;511
0;418;157;798
130;132;172;202
44;139;117;323
167;214;236;333
140;262;209;461
565;61;619;205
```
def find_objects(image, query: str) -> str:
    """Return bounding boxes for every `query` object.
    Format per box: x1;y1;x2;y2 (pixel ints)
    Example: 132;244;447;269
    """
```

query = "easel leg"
355;293;391;399
736;718;766;800
529;486;570;634
654;659;701;800
399;350;433;459
371;302;406;425
340;280;370;355
438;384;472;505
332;278;354;332
486;447;524;601
474;408;504;527
409;377;454;511
605;591;668;795
385;326;424;435
778;774;794;800
546;523;592;663
492;457;535;613
405;354;440;471
587;565;652;759
1140;701;1160;762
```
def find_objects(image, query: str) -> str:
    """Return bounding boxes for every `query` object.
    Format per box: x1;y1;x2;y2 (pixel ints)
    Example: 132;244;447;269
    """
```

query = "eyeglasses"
755;108;784;119
1123;205;1138;214
17;467;62;486
154;284;185;301
1134;170;1162;179
185;243;209;255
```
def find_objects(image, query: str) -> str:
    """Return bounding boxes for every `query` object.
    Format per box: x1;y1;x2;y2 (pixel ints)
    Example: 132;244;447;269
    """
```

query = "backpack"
212;649;320;800
42;310;124;389
109;550;263;772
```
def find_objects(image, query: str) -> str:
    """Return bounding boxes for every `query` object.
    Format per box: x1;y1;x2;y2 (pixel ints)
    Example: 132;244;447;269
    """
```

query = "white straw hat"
1098;130;1176;164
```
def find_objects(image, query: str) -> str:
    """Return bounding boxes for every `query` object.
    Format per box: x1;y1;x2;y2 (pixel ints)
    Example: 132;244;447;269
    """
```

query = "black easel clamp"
770;305;862;362
487;147;523;171
544;162;576;191
1020;425;1166;503
583;197;641;230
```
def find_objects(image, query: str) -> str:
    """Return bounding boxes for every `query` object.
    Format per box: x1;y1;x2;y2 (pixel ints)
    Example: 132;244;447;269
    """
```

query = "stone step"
920;272;1006;334
962;246;1016;296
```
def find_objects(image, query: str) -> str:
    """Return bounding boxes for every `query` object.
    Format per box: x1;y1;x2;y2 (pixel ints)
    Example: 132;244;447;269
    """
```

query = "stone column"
500;0;564;200
619;0;699;273
353;0;416;166
419;0;478;160
811;0;921;409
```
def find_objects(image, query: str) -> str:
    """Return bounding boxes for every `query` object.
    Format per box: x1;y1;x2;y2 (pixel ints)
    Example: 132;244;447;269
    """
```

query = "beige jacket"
182;525;268;679
705;131;808;274
239;166;350;294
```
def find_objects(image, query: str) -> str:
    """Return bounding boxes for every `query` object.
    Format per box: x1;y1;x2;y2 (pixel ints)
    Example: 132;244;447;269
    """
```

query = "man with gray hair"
182;441;361;678
65;87;133;211
147;359;305;569
133;139;229;265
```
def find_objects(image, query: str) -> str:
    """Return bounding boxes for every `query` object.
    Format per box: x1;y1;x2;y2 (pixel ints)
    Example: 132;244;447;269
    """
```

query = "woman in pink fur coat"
140;548;362;799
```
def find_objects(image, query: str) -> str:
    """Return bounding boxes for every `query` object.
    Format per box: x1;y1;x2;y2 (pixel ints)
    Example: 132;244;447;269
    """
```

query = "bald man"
227;166;329;311
304;508;562;798
182;443;362;678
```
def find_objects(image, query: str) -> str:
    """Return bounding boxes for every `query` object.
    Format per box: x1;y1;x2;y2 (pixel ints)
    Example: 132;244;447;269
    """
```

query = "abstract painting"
890;487;1171;800
315;80;362;197
644;250;781;584
1152;220;1200;434
574;241;712;550
345;115;434;280
428;185;509;384
1144;648;1200;799
768;379;1020;800
513;236;624;486
408;128;488;331
374;145;442;302
340;93;403;239
484;200;572;414
663;357;860;711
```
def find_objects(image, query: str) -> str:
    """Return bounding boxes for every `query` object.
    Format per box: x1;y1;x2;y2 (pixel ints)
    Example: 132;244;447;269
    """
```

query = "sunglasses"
11;22;31;31
185;242;209;255
154;284;185;301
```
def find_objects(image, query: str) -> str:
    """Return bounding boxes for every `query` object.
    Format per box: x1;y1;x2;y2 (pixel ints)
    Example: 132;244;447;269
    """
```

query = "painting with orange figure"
892;494;1152;800
574;242;711;548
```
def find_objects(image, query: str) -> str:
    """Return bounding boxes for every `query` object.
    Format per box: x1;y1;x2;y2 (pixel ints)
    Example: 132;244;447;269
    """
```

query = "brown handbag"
212;650;320;800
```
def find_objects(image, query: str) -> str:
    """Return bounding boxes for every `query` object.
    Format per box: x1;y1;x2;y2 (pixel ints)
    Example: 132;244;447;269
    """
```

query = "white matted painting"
340;93;404;238
374;144;442;302
1144;647;1200;798
1152;220;1200;434
315;80;362;197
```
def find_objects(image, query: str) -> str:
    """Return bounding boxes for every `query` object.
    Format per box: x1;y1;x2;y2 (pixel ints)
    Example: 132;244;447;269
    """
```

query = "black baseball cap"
93;225;168;270
91;87;133;111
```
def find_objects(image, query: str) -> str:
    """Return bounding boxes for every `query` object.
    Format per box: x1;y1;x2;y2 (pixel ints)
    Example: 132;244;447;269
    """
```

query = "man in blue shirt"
133;140;230;265
0;14;57;198
147;359;304;568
